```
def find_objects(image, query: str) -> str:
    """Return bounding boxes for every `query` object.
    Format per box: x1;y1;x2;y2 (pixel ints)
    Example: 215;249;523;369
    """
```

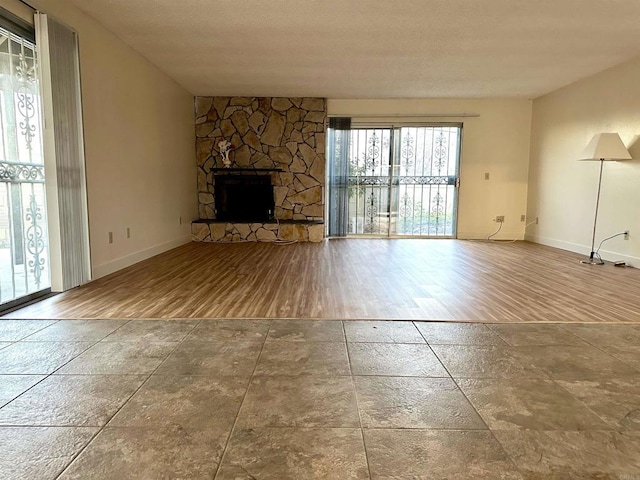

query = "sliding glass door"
336;124;461;238
347;128;393;235
393;125;461;236
0;26;50;306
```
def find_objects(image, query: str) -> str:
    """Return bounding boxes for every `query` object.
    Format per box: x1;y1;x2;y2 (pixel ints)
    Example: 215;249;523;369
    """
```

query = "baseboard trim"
525;233;639;267
91;235;192;279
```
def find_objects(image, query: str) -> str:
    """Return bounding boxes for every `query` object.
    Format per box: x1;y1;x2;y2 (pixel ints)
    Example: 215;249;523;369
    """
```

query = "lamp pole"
583;159;605;265
579;133;631;265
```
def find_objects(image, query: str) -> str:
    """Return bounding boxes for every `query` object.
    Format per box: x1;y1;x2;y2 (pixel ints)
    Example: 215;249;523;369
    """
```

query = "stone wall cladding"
194;96;326;225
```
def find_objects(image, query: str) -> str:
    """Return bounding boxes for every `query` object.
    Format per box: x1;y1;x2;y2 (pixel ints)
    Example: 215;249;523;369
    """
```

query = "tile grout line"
343;320;374;480
53;318;202;480
546;326;640;429
0;320;135;410
414;321;493;428
0;346;100;411
211;319;273;480
562;325;640;370
419;321;527;477
17;322;132;480
3;319;640;477
0;377;45;410
548;377;619;431
501;324;640;377
0;318;61;351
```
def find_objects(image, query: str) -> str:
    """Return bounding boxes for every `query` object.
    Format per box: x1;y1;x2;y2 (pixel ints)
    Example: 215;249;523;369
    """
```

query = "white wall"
526;55;640;265
328;99;533;239
2;0;197;279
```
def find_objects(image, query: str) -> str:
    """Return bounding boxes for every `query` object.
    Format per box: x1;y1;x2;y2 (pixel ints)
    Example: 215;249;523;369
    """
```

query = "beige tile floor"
0;319;640;479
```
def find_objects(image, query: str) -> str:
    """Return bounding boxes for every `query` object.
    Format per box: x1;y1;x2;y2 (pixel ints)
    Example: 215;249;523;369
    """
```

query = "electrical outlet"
535;217;539;225
108;232;113;244
521;214;526;222
484;172;490;180
179;216;182;225
624;230;630;240
495;216;504;223
127;227;131;239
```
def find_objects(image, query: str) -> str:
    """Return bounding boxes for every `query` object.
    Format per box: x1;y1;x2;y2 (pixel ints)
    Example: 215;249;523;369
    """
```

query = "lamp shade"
579;133;632;161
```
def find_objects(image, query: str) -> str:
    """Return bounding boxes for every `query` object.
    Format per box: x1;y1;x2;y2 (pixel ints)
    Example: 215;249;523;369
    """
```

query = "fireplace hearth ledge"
191;219;324;243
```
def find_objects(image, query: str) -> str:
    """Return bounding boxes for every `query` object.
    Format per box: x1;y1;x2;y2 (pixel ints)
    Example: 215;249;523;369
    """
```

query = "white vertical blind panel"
36;14;90;290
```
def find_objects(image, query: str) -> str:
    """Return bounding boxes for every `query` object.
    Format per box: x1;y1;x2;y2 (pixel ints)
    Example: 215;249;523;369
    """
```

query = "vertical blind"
36;13;90;290
327;117;351;237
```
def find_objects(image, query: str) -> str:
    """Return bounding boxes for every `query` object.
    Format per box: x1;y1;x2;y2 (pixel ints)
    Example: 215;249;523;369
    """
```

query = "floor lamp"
579;133;631;265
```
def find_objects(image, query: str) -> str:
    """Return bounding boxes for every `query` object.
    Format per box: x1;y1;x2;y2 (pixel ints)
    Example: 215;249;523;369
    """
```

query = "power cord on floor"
490;220;537;243
592;231;628;263
209;239;251;244
273;217;298;245
466;220;536;243
487;221;503;240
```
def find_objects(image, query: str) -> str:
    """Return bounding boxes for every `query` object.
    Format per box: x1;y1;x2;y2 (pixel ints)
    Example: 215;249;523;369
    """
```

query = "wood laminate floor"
4;239;640;322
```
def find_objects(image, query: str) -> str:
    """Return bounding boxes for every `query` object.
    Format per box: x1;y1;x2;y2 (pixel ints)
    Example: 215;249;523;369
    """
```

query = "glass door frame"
0;16;52;313
346;122;462;239
346;125;394;237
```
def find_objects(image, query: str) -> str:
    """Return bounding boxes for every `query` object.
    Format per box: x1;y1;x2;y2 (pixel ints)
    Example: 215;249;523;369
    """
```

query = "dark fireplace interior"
214;174;275;222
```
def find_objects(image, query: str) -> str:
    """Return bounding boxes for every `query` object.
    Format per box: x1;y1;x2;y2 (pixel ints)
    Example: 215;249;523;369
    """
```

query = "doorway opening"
331;124;461;238
0;24;50;309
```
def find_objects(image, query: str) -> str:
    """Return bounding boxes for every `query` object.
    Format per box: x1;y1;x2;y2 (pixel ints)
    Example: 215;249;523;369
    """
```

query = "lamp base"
580;252;604;265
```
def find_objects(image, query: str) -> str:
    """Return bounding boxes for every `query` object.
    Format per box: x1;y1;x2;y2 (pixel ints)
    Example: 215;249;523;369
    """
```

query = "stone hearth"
191;220;324;243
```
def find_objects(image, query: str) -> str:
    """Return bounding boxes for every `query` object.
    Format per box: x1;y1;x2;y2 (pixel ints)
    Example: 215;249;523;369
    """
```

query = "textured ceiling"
65;0;640;98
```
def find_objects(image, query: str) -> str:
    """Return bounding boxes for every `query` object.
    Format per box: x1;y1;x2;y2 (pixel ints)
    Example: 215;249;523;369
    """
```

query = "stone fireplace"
192;96;326;242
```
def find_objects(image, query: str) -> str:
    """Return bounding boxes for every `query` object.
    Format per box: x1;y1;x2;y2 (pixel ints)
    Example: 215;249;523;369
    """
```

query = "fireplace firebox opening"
214;174;275;222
